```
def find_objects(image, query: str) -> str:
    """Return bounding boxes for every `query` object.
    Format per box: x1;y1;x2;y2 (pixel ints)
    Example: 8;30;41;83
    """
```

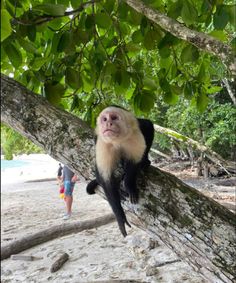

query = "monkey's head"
96;106;138;143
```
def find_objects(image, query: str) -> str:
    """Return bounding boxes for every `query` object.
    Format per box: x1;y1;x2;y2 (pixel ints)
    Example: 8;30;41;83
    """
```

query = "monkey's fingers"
118;223;127;237
118;217;131;237
129;192;139;204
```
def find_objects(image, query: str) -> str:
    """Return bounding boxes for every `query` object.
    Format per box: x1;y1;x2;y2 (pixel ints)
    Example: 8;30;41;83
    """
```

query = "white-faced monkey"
86;106;154;237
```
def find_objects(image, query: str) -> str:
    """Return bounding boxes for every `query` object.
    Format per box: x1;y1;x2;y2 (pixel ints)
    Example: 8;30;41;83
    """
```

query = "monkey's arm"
138;118;154;169
123;160;140;204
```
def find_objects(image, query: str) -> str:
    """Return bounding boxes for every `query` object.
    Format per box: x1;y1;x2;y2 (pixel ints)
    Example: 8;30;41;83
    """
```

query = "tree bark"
124;0;236;76
1;74;235;283
1;213;115;260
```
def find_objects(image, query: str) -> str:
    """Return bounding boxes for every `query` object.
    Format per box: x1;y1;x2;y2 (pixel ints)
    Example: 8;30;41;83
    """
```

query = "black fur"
86;116;154;237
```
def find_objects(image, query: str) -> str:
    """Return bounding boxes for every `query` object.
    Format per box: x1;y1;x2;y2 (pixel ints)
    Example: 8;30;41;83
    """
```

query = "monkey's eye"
111;115;118;121
102;117;107;122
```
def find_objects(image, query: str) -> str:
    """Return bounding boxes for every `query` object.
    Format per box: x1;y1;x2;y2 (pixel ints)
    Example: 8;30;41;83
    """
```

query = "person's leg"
65;195;73;215
63;181;73;219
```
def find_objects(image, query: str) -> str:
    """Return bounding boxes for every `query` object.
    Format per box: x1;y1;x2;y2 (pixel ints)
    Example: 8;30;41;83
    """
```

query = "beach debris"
10;254;42;261
50;252;69;273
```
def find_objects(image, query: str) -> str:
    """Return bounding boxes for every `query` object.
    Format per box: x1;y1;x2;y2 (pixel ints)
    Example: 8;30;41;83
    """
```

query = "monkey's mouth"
103;129;118;136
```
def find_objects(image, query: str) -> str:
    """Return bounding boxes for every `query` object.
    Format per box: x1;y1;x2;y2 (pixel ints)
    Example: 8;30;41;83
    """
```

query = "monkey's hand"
129;190;139;204
118;216;131;237
86;179;99;195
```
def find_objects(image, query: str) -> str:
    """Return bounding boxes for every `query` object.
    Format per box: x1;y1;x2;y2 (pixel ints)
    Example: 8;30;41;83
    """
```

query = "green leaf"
181;0;198;25
65;67;82;89
128;9;142;25
226;5;236;26
85;14;94;29
139;90;156;112
143;29;162;50
33;4;66;16
18;38;39;54
206;86;222;94
213;5;229;30
27;26;36;42
95;12;112;29
134;89;155;112
181;45;199;63
132;30;143;43
159;78;170;92
197;63;206;83
163;91;179;105
209;30;228;42
168;0;183;19
70;95;80;112
159;47;171;58
143;77;157;90
230;38;236;52
184;82;193;99
1;9;12;42
57;31;71;52
196;92;209;112
44;82;65;106
4;43;22;68
31;57;48;70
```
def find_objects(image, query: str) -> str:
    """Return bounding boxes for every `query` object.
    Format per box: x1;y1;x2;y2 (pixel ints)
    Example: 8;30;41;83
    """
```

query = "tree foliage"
1;124;43;159
1;0;235;159
1;0;235;122
166;100;236;159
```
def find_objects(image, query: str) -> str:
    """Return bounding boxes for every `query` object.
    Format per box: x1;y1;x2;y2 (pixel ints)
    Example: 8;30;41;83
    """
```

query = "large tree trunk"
1;74;235;283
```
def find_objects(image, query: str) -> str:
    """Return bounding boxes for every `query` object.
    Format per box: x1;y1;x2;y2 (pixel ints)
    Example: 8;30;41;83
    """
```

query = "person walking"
61;165;78;220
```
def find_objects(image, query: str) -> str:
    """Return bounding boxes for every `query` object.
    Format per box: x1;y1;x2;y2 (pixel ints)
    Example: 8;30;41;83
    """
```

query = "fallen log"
1;213;115;260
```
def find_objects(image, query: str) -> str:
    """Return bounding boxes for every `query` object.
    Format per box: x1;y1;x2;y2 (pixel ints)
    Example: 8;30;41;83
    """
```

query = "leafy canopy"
1;0;235;123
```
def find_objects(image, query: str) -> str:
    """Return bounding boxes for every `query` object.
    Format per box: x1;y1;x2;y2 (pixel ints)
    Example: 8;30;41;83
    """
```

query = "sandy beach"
1;154;209;283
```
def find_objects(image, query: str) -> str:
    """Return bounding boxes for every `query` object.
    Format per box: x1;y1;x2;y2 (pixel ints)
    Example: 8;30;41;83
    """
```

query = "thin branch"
12;0;101;26
222;79;236;105
124;0;236;76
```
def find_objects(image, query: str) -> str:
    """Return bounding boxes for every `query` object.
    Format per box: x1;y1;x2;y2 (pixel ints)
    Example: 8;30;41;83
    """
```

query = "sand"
1;154;208;283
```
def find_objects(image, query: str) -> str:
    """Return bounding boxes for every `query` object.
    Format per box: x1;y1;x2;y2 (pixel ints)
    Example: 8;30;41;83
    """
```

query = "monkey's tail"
103;183;131;237
86;179;99;195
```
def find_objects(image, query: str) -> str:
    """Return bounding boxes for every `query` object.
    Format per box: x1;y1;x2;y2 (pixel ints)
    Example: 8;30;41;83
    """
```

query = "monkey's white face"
98;110;123;140
96;106;138;144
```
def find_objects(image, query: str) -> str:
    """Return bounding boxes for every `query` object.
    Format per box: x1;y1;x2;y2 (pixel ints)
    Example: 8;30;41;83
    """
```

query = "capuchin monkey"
86;106;154;237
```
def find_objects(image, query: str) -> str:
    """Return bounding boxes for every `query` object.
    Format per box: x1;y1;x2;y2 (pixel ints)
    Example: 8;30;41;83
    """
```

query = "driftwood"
1;75;236;283
85;281;148;283
1;213;115;260
10;255;40;261
50;253;69;273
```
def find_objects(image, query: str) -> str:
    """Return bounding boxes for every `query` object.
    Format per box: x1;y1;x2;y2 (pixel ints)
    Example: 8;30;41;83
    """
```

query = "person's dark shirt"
63;165;75;181
57;164;63;177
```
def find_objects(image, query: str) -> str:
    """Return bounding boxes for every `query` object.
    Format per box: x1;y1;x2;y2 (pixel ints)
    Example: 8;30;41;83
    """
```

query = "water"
1;159;30;170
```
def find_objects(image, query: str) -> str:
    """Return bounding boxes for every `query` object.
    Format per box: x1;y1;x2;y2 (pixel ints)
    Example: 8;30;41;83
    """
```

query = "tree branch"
1;74;235;283
124;0;236;76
